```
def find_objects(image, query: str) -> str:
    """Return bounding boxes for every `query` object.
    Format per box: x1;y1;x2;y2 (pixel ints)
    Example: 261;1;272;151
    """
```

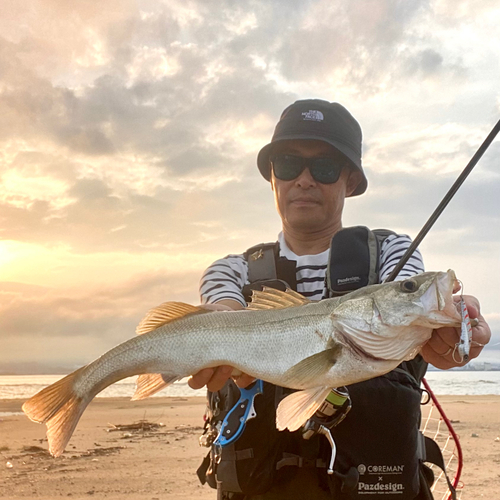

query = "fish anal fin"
132;373;177;400
282;342;342;388
136;302;208;335
276;387;331;431
22;367;89;457
247;288;311;311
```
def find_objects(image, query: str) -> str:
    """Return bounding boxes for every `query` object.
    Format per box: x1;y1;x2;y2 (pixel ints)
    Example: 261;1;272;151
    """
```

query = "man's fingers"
188;366;256;391
206;365;234;392
188;366;233;391
234;373;256;388
453;294;479;318
423;293;491;370
430;326;459;351
187;368;215;390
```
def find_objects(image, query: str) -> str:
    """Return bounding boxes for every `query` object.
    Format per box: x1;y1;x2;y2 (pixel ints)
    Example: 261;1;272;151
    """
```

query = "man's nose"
295;166;316;188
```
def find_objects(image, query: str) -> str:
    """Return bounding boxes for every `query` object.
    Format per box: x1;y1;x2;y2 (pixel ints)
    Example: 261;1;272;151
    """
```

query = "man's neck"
282;223;342;255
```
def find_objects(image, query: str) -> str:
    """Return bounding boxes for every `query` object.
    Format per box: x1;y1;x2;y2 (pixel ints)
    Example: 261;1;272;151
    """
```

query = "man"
190;99;491;499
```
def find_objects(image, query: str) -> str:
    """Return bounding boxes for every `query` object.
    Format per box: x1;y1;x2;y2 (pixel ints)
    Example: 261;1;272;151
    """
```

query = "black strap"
242;241;297;301
244;242;278;283
197;452;211;485
423;436;457;500
276;452;327;470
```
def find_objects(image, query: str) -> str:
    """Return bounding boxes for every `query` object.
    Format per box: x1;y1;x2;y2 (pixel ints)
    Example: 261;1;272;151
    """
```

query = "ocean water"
0;375;206;400
0;371;499;400
424;370;500;395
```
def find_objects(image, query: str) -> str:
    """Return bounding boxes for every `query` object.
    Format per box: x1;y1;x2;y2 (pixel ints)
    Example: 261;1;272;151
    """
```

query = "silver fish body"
23;270;461;457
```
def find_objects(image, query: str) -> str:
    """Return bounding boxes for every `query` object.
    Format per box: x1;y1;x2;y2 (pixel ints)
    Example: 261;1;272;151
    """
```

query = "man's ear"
346;170;362;196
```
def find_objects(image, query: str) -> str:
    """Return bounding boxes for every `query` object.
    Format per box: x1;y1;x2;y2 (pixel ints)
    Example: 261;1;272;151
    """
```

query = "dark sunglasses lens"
271;155;304;181
310;159;342;184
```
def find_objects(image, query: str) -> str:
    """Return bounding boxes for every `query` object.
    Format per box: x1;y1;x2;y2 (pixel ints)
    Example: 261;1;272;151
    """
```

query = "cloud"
0;0;499;370
0;269;202;365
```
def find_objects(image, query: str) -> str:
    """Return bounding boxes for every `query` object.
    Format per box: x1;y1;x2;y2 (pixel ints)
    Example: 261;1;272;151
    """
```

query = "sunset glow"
0;0;498;371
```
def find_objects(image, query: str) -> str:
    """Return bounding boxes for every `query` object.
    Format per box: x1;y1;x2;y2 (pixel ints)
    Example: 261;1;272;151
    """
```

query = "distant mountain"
427;360;500;372
0;361;75;375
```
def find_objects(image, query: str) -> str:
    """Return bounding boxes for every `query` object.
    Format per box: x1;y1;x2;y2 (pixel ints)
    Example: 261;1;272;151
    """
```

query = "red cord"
422;377;463;499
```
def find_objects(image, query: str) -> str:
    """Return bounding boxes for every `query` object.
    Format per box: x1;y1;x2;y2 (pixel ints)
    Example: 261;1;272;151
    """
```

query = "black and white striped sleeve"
379;234;425;282
199;254;248;306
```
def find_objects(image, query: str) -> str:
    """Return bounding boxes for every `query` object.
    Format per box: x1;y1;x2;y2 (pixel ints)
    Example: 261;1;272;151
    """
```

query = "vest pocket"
328;371;423;499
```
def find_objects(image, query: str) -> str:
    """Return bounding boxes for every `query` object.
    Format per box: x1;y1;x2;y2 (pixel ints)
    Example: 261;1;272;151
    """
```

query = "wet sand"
1;396;499;499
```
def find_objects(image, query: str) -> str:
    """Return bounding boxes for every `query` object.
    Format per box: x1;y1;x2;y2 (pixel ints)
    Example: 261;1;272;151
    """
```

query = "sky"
0;0;499;371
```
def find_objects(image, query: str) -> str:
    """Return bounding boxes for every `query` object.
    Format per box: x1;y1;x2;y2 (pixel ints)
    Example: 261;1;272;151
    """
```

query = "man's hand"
188;366;256;392
421;295;491;369
187;299;256;391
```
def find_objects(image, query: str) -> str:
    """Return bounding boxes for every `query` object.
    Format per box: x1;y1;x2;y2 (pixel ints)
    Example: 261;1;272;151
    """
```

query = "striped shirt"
200;231;424;306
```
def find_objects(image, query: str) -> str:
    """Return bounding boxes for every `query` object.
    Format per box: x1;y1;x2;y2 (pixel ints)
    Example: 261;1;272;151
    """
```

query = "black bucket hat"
257;99;367;196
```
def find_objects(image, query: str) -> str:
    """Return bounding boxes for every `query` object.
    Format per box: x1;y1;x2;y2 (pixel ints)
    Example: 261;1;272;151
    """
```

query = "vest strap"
423;436;457;500
244;242;278;283
276;452;327;470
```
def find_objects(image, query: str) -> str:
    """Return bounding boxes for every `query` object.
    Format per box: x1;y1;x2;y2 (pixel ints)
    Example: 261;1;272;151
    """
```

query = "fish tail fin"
22;367;89;457
131;373;178;400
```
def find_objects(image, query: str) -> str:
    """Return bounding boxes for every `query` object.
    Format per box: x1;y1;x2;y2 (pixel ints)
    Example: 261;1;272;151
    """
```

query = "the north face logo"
302;110;324;121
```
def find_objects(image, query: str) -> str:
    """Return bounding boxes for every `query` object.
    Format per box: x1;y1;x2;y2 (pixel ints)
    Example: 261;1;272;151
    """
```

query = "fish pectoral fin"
247;288;310;310
131;373;179;401
282;342;342;387
136;302;209;335
276;386;331;432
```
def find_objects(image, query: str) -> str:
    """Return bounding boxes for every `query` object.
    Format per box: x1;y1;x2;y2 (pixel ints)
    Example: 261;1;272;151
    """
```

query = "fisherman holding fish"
190;100;492;499
22;100;492;500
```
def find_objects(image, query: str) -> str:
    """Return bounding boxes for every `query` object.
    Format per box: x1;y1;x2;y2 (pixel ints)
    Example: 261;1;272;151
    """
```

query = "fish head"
373;269;461;329
330;270;462;362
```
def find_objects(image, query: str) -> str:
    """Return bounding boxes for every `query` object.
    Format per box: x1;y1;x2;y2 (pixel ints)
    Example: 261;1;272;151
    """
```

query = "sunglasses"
270;154;345;184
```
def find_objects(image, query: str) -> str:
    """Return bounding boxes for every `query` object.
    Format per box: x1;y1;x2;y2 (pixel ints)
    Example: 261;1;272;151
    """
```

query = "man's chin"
285;216;326;232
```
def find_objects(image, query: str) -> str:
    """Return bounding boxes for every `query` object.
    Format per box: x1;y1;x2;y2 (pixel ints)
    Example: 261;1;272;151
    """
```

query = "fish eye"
400;279;418;293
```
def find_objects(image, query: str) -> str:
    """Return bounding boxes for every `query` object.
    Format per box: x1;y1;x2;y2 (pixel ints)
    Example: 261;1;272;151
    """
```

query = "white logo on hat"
302;110;324;122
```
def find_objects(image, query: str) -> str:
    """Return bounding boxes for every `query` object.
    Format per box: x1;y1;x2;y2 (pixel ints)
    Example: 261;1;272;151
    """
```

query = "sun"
0;241;20;271
0;242;10;266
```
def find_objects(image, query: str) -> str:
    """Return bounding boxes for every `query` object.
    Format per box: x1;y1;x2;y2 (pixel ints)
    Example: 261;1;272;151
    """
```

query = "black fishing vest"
197;226;455;500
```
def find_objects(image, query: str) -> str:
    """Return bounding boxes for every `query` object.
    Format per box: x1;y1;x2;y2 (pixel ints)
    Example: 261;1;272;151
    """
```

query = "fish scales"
22;270;462;457
129;304;333;385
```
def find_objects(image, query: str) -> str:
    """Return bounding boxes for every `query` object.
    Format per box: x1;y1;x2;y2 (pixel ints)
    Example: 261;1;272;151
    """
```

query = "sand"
1;396;499;499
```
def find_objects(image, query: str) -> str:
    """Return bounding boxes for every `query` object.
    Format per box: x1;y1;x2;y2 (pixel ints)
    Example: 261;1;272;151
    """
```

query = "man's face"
270;140;361;234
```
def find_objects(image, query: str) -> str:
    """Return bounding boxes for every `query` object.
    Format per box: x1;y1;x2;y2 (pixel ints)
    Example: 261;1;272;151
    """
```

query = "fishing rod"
384;118;500;283
383;117;500;500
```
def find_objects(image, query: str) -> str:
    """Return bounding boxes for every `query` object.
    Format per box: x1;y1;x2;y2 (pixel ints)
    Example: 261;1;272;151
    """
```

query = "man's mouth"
290;198;320;205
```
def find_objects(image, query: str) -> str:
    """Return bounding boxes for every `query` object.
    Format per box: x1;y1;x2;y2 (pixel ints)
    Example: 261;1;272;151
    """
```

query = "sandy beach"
1;396;499;499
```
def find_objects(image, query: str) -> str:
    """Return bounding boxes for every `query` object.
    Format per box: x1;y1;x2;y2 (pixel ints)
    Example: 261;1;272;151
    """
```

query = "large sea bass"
23;270;461;457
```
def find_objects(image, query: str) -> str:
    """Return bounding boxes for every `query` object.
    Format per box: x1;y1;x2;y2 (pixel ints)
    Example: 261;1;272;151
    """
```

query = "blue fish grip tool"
215;379;264;447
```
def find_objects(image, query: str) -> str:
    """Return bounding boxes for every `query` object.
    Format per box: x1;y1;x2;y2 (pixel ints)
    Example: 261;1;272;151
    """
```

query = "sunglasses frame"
269;154;346;184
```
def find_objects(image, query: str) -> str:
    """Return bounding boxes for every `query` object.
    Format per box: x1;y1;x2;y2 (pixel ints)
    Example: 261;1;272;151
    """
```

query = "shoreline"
1;396;499;499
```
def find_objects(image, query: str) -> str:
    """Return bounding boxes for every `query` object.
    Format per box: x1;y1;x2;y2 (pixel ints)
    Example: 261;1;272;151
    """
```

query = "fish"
23;270;462;457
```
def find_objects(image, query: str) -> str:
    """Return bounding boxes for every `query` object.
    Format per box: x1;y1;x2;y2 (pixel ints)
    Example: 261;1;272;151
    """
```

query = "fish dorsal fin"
282;340;343;387
136;302;207;335
247;287;310;311
276;386;331;431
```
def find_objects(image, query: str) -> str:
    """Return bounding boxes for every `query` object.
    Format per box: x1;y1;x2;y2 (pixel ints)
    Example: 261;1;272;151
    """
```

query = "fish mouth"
419;269;461;327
